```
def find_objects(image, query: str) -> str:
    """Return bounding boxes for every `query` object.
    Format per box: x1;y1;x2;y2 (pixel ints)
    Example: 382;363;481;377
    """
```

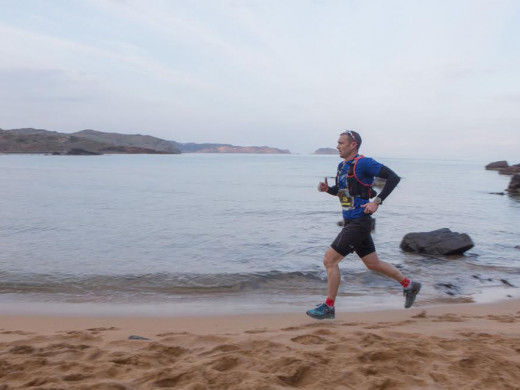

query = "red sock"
400;278;411;289
325;297;335;307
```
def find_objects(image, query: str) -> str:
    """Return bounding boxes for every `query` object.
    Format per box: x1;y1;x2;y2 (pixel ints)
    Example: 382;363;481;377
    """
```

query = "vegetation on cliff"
0;128;180;155
0;128;291;155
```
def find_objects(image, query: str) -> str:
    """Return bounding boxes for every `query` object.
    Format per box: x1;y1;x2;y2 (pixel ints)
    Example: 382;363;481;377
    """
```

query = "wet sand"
1;299;520;389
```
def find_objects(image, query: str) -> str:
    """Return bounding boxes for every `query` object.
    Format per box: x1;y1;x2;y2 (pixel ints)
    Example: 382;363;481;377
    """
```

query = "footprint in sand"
87;327;119;332
486;315;517;323
200;343;242;356
245;328;267;334
432;314;467;322
147;343;188;357
155;331;189;337
1;330;35;336
8;345;37;354
412;310;427;318
211;356;240;372
312;328;334;336
291;334;329;345
277;364;312;387
281;326;302;331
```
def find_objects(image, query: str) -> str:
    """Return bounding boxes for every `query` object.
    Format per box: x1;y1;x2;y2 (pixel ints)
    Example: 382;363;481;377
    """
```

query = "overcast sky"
1;0;519;160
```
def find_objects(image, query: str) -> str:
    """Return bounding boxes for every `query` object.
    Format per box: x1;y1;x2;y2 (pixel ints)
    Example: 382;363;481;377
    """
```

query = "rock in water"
485;160;509;170
507;174;520;194
498;164;520;175
400;228;474;255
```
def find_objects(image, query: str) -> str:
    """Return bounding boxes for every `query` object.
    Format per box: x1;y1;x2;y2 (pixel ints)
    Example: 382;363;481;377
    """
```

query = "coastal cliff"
0;128;180;154
0;128;290;155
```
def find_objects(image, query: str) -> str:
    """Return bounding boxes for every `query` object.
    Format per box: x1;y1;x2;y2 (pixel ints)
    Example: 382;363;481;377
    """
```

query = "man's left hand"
361;202;379;214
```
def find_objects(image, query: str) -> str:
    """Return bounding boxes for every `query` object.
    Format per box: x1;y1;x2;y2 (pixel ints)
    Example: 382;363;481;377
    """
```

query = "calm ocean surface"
1;153;519;316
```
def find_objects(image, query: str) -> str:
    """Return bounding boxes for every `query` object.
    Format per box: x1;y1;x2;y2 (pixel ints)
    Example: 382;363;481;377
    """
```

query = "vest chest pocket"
338;189;354;210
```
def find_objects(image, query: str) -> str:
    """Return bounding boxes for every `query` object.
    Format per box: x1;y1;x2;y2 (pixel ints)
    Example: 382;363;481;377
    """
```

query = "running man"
306;130;420;320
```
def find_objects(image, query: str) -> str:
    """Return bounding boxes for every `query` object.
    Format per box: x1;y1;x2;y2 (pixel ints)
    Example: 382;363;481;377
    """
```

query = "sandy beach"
1;300;520;389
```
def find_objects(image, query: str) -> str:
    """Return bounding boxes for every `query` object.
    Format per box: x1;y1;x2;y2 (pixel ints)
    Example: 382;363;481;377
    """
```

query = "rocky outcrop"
507;174;520;194
498;164;520;175
486;161;509;170
75;129;180;154
400;228;474;255
313;148;338;155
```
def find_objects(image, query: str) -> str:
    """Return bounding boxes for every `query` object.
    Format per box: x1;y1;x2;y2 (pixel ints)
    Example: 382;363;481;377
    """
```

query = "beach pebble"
128;335;151;340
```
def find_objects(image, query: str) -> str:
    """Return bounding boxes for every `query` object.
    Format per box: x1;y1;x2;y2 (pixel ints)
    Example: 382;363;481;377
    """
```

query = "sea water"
0;153;519;316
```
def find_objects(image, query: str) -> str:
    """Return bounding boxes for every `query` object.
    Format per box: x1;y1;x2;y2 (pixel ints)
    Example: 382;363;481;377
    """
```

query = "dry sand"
1;299;520;389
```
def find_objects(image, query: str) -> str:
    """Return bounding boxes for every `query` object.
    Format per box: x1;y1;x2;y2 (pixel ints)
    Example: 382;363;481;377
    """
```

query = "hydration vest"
337;155;377;200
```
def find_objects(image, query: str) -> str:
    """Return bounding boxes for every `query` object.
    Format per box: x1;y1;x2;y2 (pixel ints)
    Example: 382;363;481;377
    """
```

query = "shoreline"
1;299;520;389
0;281;517;318
2;297;519;333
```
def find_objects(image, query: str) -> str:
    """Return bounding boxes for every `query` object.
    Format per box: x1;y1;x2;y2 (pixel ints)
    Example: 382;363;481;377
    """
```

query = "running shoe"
306;303;335;320
404;281;421;308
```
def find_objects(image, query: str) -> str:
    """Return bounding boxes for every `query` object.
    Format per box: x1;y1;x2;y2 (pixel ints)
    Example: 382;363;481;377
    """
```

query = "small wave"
0;270;329;299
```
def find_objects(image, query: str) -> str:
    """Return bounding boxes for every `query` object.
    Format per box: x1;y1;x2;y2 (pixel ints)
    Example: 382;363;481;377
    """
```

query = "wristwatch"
373;197;383;205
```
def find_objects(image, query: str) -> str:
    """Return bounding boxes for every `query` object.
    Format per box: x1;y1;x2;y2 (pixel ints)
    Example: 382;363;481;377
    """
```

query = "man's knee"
323;248;343;269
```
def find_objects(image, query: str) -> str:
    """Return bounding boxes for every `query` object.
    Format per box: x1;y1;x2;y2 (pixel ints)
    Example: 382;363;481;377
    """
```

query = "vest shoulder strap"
348;155;372;187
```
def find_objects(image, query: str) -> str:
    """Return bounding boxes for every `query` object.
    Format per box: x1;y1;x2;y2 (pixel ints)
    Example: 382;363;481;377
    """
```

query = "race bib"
338;189;354;210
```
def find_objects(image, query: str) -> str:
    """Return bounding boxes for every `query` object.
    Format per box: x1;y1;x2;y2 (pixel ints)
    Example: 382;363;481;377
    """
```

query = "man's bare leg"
360;252;405;283
323;247;345;302
361;251;421;308
306;247;344;319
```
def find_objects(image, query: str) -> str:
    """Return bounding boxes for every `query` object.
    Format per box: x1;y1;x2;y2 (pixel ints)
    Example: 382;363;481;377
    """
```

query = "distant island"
313;148;338;155
0;128;291;155
172;142;290;154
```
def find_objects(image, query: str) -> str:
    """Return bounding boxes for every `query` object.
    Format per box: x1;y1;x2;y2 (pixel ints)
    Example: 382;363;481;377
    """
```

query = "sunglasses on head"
343;130;357;143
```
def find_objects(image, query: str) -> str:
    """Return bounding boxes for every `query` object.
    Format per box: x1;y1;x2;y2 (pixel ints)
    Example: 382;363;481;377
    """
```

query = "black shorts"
330;215;375;258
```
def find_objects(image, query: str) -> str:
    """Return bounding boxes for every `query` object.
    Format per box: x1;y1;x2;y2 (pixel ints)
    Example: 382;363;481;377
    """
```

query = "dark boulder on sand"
507;174;520;194
485;161;509;170
400;228;474;255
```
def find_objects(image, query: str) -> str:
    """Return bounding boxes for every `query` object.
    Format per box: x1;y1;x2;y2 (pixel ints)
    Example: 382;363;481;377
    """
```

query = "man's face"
337;134;357;159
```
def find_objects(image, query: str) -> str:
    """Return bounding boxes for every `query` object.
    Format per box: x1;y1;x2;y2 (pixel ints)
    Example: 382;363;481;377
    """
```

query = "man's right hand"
318;177;329;192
